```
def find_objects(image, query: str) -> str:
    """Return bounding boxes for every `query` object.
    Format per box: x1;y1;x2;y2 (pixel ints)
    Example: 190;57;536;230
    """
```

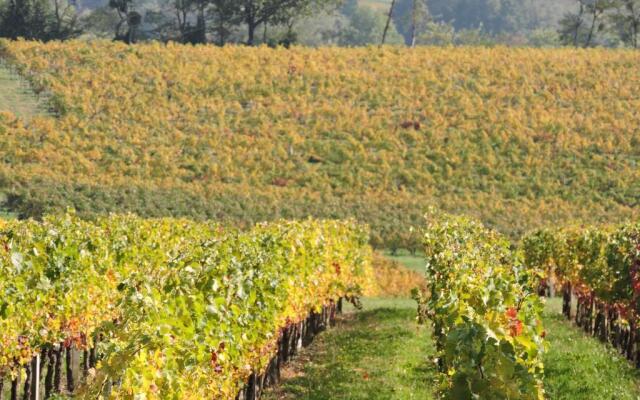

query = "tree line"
0;0;639;51
0;0;344;44
558;0;640;48
385;0;640;47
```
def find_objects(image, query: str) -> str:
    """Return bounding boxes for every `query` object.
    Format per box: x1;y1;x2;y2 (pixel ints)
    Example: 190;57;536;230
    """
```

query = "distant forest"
0;0;639;48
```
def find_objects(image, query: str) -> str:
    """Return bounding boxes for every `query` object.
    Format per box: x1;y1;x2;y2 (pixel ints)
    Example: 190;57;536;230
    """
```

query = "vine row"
416;211;546;399
0;214;372;398
522;223;640;367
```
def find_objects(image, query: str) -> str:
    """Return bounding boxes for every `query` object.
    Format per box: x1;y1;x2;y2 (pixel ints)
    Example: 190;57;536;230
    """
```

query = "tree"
340;0;357;16
381;0;396;44
0;0;48;39
527;27;561;46
50;0;81;38
287;10;346;45
80;6;121;38
173;0;192;42
109;0;141;43
417;20;455;45
584;0;616;47
559;1;587;46
409;0;430;46
0;0;80;40
559;0;617;47
210;0;240;45
611;0;640;47
169;0;209;44
339;3;403;45
240;0;339;45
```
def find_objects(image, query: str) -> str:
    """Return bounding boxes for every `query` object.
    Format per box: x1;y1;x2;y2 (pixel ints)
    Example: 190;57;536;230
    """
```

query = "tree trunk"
562;283;572;319
66;346;74;393
90;338;97;368
45;348;55;398
54;0;62;35
22;364;31;400
410;0;418;47
54;346;63;393
573;4;584;46
83;350;90;376
218;20;226;46
247;22;256;45
585;9;600;48
246;2;256;46
381;0;397;45
196;4;206;44
10;377;17;400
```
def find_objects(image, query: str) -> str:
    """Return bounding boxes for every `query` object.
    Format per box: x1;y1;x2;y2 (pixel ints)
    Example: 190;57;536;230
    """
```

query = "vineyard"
0;213;372;399
1;39;640;399
2;213;640;398
1;41;640;248
522;223;640;368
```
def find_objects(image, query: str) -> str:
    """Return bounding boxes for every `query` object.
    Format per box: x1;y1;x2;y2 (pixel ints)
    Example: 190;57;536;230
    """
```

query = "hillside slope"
0;41;639;247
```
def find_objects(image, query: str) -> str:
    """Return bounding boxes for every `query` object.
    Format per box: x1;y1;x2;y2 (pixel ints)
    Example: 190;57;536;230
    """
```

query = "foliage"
521;222;640;309
388;0;429;46
364;252;425;297
385;0;575;46
0;0;81;40
418;210;546;399
0;212;372;398
558;0;640;47
1;41;640;247
338;2;403;45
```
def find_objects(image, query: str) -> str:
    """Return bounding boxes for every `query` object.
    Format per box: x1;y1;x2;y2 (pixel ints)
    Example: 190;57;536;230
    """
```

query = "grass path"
0;63;45;218
383;251;426;274
0;63;47;119
543;298;640;399
263;298;437;400
266;254;640;399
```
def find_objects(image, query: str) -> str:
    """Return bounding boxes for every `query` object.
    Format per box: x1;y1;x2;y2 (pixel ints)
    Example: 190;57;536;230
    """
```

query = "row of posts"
0;342;98;400
561;284;640;367
237;298;341;400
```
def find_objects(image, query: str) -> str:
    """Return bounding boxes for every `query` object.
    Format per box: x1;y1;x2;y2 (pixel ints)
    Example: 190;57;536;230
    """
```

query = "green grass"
265;296;640;399
360;0;392;11
543;298;640;399
383;251;425;274
388;254;640;398
0;63;47;119
263;297;437;400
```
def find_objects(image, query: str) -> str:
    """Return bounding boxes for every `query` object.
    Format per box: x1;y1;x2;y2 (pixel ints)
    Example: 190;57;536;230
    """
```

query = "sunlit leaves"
0;214;372;398
419;211;546;399
1;41;640;246
522;222;640;310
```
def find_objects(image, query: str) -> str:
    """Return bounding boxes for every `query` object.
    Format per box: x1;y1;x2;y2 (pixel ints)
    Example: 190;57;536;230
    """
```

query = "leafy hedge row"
418;212;546;399
0;213;372;398
363;252;425;298
522;224;640;306
521;224;640;356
